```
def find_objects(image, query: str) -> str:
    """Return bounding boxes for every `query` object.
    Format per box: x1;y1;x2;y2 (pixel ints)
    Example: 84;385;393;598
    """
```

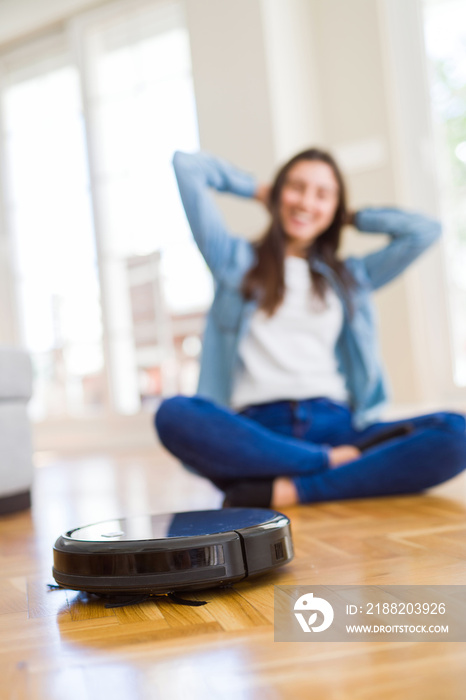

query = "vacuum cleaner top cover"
53;508;293;594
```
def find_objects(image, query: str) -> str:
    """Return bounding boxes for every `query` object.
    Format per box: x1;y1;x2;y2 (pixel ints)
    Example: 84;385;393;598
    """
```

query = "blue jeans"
155;396;466;503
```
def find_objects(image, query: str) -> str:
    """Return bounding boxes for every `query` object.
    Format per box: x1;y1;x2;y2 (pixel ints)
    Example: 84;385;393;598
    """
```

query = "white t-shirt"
231;256;348;410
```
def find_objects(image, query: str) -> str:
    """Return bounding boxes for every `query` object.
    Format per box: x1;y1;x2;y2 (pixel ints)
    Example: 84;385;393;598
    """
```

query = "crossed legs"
155;395;466;505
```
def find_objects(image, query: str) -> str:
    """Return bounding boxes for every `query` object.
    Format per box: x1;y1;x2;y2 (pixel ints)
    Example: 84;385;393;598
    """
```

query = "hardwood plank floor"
2;444;466;700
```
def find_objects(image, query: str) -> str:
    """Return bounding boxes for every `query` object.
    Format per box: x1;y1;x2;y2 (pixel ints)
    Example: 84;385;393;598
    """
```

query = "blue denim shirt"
173;151;441;428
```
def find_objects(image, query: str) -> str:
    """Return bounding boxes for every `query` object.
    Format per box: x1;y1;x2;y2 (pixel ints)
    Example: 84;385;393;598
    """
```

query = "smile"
290;212;312;224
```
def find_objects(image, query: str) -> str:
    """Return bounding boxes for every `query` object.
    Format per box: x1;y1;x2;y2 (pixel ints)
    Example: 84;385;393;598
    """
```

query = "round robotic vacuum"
52;508;293;595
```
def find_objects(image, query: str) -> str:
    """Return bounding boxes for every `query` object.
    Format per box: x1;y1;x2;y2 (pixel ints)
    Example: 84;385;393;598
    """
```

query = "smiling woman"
154;148;466;510
242;148;353;316
280;161;340;250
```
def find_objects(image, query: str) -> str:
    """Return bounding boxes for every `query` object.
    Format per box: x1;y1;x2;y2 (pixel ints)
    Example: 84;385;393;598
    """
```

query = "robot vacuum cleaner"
52;508;293;596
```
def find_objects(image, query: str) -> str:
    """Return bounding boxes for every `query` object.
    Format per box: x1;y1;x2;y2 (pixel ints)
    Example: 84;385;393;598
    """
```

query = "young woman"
155;148;466;508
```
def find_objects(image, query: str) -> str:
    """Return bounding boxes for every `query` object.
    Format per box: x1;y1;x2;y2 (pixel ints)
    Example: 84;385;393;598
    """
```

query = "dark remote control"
356;423;413;451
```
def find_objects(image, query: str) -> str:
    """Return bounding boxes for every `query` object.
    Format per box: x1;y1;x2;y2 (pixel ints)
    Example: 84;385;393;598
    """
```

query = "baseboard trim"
0;489;31;516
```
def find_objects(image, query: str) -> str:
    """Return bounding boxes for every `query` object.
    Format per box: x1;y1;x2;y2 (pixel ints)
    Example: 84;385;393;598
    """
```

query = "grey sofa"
0;347;34;515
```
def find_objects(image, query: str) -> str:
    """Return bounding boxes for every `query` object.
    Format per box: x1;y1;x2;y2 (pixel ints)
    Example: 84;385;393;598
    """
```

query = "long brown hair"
242;148;355;315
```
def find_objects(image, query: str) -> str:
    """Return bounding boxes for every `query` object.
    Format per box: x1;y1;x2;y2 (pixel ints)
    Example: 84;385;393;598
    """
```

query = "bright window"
2;47;103;419
0;0;211;419
423;0;466;386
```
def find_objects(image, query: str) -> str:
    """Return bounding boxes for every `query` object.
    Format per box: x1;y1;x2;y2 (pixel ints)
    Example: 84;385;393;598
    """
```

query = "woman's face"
278;160;340;250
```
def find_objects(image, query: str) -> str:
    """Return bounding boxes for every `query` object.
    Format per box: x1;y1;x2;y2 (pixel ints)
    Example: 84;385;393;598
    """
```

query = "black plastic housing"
52;508;293;594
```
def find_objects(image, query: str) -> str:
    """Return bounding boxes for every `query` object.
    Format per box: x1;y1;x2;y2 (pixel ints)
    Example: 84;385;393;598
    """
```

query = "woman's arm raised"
172;151;258;279
350;207;442;291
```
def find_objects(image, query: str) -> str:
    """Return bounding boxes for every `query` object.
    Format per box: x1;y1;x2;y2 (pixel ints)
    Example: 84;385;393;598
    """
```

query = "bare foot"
328;445;361;469
271;477;299;508
270;446;362;508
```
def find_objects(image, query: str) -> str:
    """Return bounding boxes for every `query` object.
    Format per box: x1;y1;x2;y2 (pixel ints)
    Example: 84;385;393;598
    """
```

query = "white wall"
184;0;274;239
259;0;323;162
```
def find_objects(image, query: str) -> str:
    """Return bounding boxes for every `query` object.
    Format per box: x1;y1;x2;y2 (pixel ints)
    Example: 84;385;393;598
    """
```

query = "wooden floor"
2;444;466;700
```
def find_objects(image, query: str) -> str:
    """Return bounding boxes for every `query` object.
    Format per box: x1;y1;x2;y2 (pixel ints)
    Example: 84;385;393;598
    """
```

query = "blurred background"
0;0;465;451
